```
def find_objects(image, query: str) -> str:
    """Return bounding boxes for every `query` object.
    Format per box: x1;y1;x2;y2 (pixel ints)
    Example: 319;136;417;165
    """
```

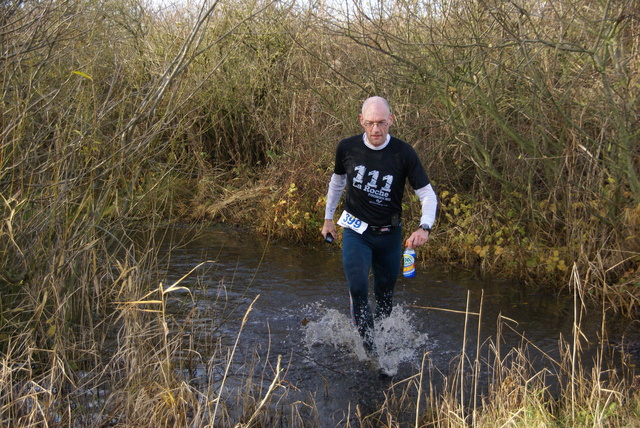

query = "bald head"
362;96;391;116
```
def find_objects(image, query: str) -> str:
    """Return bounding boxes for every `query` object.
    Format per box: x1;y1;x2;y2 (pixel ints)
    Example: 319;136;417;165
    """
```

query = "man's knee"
349;287;368;306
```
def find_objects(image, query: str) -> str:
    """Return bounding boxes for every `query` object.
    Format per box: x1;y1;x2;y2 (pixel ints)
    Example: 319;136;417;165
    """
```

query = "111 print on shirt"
352;165;394;206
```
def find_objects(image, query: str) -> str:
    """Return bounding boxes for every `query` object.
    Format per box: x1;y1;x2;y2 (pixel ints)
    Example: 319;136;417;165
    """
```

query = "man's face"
360;101;393;147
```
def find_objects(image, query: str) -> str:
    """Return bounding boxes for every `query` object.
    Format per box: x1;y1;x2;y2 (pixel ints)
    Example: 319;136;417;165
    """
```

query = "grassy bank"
1;0;639;425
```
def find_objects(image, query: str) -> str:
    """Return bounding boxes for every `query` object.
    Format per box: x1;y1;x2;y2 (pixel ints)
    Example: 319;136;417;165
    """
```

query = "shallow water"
156;225;628;426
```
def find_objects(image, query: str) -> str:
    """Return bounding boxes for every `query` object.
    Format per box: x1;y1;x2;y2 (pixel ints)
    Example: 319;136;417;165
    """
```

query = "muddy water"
157;225;626;426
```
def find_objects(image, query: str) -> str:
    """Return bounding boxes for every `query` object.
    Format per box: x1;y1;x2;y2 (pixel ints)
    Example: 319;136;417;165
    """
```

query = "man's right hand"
321;219;338;241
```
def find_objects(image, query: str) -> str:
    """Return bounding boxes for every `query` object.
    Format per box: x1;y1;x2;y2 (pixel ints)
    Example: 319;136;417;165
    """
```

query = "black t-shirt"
334;134;430;227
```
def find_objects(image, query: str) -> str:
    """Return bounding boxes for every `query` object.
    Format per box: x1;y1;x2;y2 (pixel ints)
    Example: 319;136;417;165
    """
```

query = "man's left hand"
406;228;430;249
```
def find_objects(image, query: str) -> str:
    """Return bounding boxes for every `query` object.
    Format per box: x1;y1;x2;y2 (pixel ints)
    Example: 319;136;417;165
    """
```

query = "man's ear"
388;114;394;126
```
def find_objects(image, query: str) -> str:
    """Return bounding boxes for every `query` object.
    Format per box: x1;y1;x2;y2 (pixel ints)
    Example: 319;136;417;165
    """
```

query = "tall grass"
366;266;639;427
1;0;639;425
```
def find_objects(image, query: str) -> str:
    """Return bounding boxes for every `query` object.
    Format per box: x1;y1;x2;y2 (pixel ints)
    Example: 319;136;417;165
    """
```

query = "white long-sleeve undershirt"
324;173;347;220
414;183;437;228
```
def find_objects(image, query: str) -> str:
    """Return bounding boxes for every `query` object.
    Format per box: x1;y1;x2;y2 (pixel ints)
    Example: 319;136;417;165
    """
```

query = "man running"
321;96;437;354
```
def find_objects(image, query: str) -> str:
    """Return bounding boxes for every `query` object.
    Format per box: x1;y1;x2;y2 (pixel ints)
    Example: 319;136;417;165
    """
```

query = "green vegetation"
1;0;639;425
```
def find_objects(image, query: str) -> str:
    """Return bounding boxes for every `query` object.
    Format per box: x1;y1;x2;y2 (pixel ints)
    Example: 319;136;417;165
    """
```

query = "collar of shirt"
362;133;391;150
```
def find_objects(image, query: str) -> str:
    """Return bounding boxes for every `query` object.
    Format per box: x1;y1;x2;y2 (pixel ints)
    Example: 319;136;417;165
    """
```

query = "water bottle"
403;246;416;278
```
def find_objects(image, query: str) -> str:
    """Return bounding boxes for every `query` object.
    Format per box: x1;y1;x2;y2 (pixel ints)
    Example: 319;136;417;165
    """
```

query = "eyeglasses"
363;120;389;129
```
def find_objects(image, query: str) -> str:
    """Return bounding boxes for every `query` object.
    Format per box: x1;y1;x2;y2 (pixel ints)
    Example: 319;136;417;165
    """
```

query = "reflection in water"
156;225;627;426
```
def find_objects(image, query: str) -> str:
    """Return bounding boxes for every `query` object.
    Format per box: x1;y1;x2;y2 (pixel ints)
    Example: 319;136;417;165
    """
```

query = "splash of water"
303;304;429;376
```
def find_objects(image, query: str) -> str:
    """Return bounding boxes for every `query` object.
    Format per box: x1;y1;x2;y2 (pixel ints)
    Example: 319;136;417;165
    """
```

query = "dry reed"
1;0;639;425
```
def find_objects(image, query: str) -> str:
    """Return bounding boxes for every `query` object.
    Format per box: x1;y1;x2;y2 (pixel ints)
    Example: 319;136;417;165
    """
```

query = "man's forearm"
324;173;347;219
415;184;437;228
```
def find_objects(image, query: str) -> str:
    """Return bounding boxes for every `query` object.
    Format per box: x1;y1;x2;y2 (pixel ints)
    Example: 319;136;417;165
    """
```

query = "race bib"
337;210;368;234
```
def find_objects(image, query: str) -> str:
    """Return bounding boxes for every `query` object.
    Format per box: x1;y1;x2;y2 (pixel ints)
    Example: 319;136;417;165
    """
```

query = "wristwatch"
419;224;431;232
